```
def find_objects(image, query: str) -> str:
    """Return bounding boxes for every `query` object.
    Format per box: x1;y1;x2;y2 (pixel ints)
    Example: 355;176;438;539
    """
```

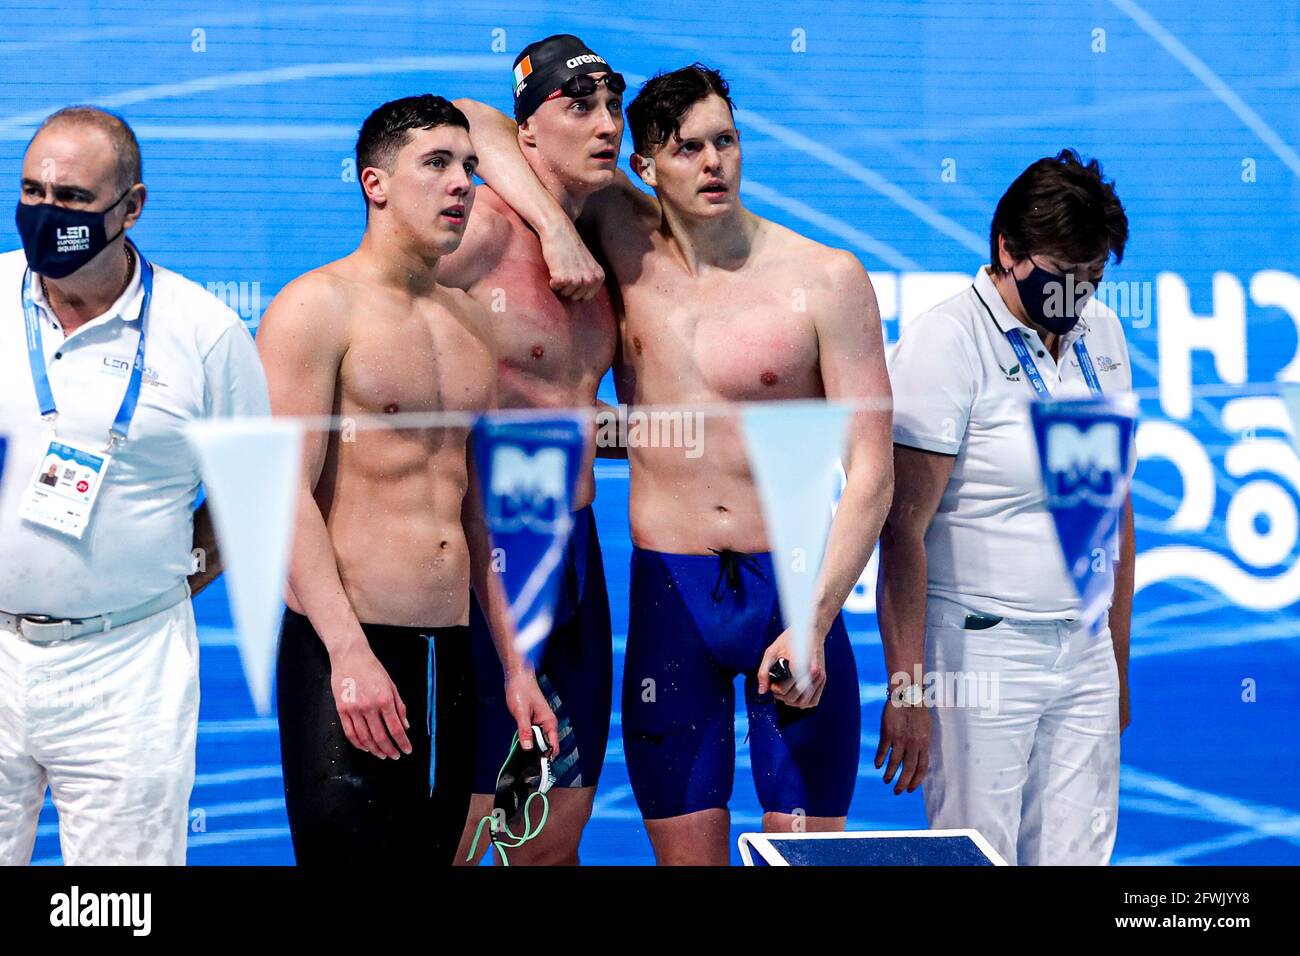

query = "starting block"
737;829;1008;866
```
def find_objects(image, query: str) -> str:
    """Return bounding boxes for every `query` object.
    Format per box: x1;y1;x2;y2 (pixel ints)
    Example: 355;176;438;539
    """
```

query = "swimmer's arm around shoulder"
578;169;660;273
255;275;367;659
437;193;506;293
452;97;603;300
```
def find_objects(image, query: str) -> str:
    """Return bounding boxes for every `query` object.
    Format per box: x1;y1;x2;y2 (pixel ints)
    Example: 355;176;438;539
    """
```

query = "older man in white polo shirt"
0;106;269;865
876;149;1135;865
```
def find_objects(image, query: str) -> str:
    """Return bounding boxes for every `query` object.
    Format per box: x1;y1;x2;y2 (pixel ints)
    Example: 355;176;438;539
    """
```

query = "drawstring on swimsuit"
426;634;437;797
709;548;760;601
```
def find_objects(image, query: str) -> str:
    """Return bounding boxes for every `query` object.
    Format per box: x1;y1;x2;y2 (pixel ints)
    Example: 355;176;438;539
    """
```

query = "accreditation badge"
17;435;112;540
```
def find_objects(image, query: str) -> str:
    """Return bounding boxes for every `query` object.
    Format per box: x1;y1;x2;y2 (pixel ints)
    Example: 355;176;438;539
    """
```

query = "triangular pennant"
187;418;303;716
1282;382;1300;455
473;414;585;662
1029;394;1139;634
741;400;853;679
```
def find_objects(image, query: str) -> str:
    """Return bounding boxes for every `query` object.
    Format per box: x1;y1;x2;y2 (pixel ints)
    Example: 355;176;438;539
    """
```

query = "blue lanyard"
22;244;153;446
974;285;1102;399
1004;329;1103;399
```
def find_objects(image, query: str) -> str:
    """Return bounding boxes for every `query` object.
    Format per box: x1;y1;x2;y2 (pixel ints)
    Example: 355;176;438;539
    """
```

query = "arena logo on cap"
512;55;533;94
565;54;606;68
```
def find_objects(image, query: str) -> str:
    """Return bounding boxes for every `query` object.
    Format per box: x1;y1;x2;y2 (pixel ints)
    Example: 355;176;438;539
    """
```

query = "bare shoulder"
761;220;871;294
440;185;513;289
258;263;356;351
467;185;516;238
438;282;496;355
583;170;659;233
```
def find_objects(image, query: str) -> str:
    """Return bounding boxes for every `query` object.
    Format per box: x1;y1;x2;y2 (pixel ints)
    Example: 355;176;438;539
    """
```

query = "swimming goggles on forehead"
544;71;627;103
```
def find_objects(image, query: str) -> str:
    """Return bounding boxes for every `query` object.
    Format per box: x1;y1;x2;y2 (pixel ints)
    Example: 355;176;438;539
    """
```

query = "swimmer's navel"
632;336;643;355
760;370;778;387
383;403;400;414
531;344;545;359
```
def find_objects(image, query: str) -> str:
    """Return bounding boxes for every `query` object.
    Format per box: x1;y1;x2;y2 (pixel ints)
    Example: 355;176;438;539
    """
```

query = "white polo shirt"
0;246;269;619
889;266;1134;620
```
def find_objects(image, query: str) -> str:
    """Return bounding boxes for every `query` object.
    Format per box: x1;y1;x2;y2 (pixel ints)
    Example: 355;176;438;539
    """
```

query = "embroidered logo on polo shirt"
1094;354;1123;372
99;357;166;387
998;361;1021;381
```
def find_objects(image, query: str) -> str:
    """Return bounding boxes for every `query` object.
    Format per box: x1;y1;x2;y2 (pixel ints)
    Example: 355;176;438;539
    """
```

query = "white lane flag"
187;418;302;716
741;401;852;681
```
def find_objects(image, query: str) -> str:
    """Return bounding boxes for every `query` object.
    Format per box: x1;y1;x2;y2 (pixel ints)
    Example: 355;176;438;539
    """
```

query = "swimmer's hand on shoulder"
328;643;413;760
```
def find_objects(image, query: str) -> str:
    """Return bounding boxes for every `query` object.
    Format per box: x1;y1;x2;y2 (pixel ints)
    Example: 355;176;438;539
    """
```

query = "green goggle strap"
465;735;552;866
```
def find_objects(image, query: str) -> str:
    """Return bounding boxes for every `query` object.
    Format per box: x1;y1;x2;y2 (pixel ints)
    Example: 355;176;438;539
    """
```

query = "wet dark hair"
355;94;469;196
627;63;735;156
990;148;1128;275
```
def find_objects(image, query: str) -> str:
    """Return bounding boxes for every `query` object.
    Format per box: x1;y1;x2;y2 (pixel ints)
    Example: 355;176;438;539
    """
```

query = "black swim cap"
512;34;613;123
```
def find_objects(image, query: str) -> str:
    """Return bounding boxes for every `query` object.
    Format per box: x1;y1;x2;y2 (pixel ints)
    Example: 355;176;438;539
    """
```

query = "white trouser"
0;599;199;865
922;597;1120;866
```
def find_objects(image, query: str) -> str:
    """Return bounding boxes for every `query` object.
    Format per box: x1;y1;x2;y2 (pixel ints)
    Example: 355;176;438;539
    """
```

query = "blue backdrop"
4;0;1298;864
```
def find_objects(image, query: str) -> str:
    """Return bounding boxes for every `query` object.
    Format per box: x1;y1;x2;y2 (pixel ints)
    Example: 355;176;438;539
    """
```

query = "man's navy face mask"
1014;260;1095;336
15;187;131;279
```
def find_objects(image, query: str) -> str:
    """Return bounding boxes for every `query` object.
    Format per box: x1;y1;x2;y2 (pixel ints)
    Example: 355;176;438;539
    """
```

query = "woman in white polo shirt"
876;149;1134;865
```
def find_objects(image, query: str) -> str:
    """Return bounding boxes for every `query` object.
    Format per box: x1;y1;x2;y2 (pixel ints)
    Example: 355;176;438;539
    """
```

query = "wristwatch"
891;683;924;708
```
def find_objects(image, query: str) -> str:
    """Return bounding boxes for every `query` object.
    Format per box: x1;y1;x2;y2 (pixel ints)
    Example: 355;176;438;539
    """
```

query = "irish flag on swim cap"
512;55;533;95
511;34;612;123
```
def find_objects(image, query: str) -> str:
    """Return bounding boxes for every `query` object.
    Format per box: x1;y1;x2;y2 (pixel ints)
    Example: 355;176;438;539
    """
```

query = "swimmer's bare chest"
472;214;616;410
620;260;823;407
315;291;493;626
322;293;492;503
613;253;827;552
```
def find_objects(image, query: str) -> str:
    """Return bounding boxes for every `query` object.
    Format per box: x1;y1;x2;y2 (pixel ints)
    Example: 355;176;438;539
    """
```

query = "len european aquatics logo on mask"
55;225;91;253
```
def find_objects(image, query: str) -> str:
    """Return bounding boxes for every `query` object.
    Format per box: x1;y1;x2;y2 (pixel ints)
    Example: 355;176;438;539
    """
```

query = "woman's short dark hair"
355;94;469;179
627;64;735;156
989;149;1128;275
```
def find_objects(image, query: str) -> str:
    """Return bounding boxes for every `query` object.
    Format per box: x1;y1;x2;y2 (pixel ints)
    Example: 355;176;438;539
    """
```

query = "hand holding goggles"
466;725;555;866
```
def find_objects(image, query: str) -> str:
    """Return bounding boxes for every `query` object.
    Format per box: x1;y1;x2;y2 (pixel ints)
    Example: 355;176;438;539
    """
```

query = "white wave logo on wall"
1135;395;1300;609
836;268;1300;615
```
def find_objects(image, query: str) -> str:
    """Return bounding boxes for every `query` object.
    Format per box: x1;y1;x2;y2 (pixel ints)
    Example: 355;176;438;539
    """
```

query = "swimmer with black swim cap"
455;64;894;865
440;36;622;865
510;33;627;126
